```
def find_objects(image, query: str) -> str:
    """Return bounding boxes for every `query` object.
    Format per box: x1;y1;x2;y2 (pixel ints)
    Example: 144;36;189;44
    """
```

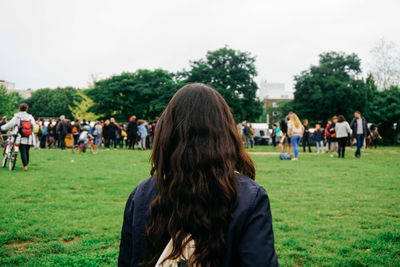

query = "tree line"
1;46;399;143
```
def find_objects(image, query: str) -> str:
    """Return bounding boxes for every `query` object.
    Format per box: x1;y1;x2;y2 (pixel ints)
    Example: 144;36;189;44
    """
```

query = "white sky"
1;0;399;91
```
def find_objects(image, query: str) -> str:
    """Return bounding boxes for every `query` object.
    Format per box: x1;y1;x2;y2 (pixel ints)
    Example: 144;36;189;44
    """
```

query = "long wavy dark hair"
141;83;255;267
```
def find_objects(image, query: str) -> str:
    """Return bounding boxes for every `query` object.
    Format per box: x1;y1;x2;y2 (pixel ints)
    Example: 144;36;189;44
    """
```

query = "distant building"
0;80;32;99
258;81;293;108
0;80;15;90
258;81;294;124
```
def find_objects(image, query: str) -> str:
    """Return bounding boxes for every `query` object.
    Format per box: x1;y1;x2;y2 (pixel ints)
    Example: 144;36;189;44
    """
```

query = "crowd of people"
270;111;382;160
0;103;384;170
0;104;161;170
1;115;159;151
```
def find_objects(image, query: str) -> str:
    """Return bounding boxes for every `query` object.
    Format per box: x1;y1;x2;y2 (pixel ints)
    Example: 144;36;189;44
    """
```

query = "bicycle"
72;138;99;154
2;134;19;171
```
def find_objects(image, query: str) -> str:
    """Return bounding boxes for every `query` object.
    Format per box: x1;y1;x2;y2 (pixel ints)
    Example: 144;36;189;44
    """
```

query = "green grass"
0;146;399;266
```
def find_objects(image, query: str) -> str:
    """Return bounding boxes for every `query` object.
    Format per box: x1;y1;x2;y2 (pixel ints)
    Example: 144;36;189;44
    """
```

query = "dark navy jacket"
118;174;279;267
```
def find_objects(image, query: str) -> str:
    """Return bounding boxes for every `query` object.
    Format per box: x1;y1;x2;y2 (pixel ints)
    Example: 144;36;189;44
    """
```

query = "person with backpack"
72;119;81;146
0;103;36;171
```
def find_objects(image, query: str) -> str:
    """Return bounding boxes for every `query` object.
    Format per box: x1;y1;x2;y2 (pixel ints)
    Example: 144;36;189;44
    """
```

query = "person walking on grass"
302;119;312;153
370;124;382;149
118;83;278;267
314;123;324;154
287;113;304;161
248;123;255;148
0;103;36;171
137;120;148;150
335;115;351;158
280;112;293;154
328;116;338;158
350;111;371;158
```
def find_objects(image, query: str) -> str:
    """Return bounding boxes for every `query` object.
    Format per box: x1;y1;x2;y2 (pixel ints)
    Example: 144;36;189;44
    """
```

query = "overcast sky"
1;0;399;91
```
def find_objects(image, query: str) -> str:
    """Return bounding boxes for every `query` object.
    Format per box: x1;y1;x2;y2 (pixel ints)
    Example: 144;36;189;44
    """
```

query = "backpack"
19;120;33;137
42;125;48;136
72;125;79;134
279;153;292;160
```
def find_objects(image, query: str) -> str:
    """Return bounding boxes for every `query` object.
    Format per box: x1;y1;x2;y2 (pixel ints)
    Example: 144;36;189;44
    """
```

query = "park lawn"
0;146;399;266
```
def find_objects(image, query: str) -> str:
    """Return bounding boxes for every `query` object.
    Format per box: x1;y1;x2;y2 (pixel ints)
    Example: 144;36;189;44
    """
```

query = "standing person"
242;121;250;148
47;121;55;149
109;118;119;150
56;115;68;150
127;116;138;150
137;120;148;150
103;120;112;150
40;119;48;149
271;123;277;147
248;124;255;148
280;112;293;154
118;83;278;267
370;124;382;149
350;111;371;158
287;113;304;160
313;123;324;154
0;117;7;142
302;119;312;153
0;103;36;171
117;123;125;149
94;121;103;148
335;115;352;158
33;118;41;149
328;116;338;158
275;122;282;145
324;120;332;152
54;119;60;148
72;119;81;146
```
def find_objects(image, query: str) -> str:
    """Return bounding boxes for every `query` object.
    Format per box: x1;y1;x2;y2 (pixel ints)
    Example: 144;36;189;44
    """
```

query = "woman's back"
118;83;278;267
119;174;278;267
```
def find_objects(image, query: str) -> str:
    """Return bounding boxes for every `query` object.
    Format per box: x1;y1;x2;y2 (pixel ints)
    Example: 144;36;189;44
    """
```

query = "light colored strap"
155;235;196;267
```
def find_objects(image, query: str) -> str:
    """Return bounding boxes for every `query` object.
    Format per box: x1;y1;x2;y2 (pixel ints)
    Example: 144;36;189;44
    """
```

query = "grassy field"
0;146;399;266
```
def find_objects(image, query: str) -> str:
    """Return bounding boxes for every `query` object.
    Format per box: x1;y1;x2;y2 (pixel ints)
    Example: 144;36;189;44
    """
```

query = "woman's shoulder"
127;176;158;204
235;174;269;210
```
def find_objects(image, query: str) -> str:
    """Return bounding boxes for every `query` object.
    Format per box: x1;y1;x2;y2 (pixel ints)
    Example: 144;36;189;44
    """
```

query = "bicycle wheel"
72;145;82;154
2;153;8;168
9;153;17;171
90;143;99;154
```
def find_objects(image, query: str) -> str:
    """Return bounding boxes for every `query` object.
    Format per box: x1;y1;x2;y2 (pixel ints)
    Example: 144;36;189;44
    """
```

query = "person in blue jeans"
287;113;304;160
350;111;371;158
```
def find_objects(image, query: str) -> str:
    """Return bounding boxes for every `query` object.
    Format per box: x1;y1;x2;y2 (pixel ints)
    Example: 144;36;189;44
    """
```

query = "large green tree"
25;87;82;119
184;46;263;122
365;85;400;144
292;52;376;122
87;69;182;121
0;85;21;118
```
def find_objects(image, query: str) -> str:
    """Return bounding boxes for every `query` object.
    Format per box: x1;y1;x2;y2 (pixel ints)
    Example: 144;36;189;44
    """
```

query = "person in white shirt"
335;115;352;158
0;103;36;171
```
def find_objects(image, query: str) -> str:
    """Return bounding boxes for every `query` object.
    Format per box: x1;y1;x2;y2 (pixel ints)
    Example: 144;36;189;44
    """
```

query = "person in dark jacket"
350;111;371;158
103;120;114;150
279;112;293;154
118;83;278;267
313;123;324;153
127;116;138;149
56;115;68;150
302;119;312;152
